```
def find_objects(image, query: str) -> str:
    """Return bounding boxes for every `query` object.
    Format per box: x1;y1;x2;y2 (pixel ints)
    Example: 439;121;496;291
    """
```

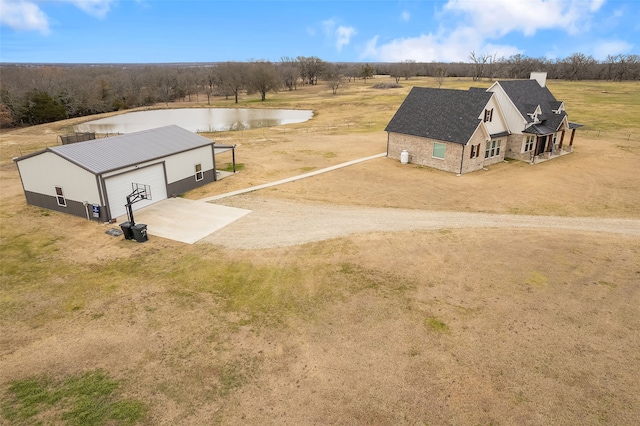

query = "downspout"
214;143;219;182
98;174;112;221
386;132;389;157
459;144;465;175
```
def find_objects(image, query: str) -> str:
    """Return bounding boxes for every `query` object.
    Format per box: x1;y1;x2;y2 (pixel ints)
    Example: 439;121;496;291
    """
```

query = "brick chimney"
530;72;547;87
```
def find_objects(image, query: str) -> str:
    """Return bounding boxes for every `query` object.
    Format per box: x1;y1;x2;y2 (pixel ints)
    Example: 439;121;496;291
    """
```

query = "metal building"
14;125;235;222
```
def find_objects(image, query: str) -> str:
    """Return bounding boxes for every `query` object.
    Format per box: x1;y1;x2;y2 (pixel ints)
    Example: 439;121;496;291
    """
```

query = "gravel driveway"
198;195;640;249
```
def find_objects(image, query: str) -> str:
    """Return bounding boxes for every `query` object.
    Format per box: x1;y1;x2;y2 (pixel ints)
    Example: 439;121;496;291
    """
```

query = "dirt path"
200;195;640;248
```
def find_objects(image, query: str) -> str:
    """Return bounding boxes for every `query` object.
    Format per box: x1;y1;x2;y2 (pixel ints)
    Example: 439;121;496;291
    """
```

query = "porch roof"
523;123;557;135
490;131;510;139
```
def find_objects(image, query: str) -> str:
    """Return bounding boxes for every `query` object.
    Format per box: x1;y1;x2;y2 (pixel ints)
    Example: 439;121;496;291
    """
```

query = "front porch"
530;145;573;164
528;126;578;164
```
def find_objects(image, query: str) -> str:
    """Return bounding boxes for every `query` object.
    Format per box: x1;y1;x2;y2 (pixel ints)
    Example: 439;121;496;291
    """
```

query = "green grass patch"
158;254;332;323
425;317;449;332
218;163;244;172
525;271;549;287
216;355;259;398
1;370;146;425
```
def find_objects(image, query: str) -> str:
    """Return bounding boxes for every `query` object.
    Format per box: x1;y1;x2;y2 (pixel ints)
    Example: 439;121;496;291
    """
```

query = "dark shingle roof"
497;79;569;127
498;80;557;120
385;87;492;145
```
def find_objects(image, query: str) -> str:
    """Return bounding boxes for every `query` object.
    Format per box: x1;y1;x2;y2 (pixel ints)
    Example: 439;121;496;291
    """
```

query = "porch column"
559;130;565;150
569;129;576;147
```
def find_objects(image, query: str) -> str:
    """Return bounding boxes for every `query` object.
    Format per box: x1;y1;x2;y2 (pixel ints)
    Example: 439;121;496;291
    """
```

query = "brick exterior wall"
388;132;464;173
388;131;507;174
505;134;534;162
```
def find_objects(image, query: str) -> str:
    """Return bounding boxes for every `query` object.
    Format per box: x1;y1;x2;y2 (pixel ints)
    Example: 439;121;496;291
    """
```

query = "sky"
0;0;638;64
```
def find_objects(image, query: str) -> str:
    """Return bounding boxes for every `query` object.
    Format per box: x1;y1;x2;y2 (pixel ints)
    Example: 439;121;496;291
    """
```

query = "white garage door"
105;163;168;219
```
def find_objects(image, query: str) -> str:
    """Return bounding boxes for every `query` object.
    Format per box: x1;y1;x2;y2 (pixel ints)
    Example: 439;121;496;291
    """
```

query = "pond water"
74;108;313;134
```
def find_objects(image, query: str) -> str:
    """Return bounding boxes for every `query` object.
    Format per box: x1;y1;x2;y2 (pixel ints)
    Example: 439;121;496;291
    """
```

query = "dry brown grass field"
1;77;639;425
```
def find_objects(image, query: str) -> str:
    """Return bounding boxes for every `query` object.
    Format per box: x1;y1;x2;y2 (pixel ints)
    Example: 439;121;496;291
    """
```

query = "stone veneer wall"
505;134;532;162
388;132;464;173
388;131;500;174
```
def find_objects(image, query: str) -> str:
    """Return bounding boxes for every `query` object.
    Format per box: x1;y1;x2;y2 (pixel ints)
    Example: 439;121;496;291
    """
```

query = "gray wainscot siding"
24;191;109;222
167;169;216;197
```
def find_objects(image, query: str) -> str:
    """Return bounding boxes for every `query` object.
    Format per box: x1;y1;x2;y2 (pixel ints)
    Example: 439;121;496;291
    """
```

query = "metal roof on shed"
19;125;215;174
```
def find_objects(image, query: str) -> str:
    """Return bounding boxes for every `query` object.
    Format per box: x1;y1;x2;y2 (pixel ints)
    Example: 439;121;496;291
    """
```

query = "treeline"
1;53;638;128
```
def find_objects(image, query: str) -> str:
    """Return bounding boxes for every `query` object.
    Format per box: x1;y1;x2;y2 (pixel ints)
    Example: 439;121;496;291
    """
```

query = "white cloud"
335;25;356;51
0;0;115;34
362;31;521;63
443;0;605;37
0;0;50;34
401;11;410;22
322;18;356;52
361;0;607;62
68;0;115;19
592;40;634;59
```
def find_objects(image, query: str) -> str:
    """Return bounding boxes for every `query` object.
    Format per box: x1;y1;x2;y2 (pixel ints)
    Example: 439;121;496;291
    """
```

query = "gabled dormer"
527;105;543;123
551;101;565;114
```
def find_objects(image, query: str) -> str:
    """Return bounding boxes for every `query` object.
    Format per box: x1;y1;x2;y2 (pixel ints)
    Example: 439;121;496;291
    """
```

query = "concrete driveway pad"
127;197;251;244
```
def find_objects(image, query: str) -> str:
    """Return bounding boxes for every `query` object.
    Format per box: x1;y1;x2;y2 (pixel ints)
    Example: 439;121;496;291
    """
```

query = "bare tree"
486;53;498;80
389;63;403;83
401;60;416;80
344;64;360;82
215;62;246;103
203;68;216;105
469;51;491;81
561;53;596;80
247;61;281;101
608;54;640;81
324;63;344;95
435;67;447;88
278;57;301;91
297;56;324;85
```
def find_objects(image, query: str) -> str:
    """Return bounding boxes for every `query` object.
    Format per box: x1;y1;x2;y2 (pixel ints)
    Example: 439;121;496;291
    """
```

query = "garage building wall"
17;152;100;202
164;145;216;196
16;152;107;220
104;162;169;220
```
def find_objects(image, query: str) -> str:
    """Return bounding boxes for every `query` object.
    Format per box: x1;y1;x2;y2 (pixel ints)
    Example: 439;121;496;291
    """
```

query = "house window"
55;186;66;207
485;140;501;158
470;143;482;159
432;142;446;159
523;135;535;152
195;163;203;181
483;108;494;122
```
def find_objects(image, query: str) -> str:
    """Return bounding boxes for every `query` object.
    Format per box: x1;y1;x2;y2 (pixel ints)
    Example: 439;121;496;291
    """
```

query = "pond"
74;108;314;134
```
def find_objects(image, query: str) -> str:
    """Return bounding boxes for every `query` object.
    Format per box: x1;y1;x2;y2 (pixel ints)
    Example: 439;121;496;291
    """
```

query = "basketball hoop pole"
125;188;147;226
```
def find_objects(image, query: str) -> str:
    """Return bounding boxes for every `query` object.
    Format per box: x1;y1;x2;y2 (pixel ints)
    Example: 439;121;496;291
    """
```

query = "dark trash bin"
131;223;148;243
119;222;134;240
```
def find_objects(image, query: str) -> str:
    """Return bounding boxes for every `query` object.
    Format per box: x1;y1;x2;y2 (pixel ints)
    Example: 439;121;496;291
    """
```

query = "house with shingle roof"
14;125;236;221
385;72;581;174
487;72;581;162
385;86;510;174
